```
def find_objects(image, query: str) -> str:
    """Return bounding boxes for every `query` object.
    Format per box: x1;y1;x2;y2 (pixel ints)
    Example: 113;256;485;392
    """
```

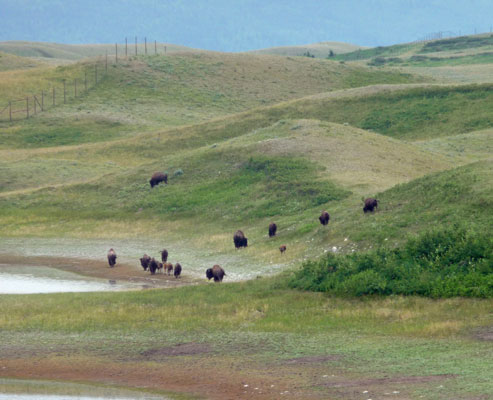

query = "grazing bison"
140;254;151;271
165;262;173;275
174;263;182;278
149;172;168;188
233;230;248;249
279;245;287;254
363;198;379;213
160;249;168;263
268;222;277;237
206;264;226;282
149;257;159;275
319;211;330;226
107;248;117;268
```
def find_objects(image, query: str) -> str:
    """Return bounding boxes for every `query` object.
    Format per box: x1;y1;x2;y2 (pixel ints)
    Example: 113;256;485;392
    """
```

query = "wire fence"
0;37;167;123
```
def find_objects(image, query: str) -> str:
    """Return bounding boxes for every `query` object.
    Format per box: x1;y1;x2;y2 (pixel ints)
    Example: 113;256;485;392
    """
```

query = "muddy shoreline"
0;254;204;289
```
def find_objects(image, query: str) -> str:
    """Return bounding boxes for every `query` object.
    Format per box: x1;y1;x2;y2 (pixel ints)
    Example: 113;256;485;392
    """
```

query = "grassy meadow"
0;35;492;399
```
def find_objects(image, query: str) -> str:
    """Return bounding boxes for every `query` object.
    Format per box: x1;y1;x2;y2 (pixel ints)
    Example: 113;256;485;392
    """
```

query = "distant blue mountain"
1;0;493;51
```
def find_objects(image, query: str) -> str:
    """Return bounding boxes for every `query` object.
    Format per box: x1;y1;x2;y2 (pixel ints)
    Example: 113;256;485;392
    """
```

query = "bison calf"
206;264;226;282
107;248;117;268
165;262;173;275
279;245;287;254
319;211;330;226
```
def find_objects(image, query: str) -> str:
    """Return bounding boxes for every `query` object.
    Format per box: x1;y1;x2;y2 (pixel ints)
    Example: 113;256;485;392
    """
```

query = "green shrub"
289;227;493;298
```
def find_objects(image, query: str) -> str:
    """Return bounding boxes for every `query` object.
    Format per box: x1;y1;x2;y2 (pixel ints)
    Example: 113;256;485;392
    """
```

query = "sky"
1;0;493;51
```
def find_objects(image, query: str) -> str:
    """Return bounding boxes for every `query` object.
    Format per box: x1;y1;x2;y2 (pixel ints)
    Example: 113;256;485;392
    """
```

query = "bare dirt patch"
283;355;342;364
472;326;493;341
140;342;212;359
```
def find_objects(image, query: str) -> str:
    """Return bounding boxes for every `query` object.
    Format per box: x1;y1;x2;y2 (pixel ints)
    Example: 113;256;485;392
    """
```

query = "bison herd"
107;172;380;284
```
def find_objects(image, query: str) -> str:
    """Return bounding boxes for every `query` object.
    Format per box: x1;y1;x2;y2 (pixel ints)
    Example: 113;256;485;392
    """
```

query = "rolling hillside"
249;41;365;58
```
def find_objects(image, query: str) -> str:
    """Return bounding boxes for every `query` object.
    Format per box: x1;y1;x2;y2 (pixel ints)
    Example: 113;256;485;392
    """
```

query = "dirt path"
0;254;203;288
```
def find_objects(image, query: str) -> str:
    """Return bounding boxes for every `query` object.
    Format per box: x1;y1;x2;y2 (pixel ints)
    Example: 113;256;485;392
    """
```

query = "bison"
206;264;226;282
160;249;168;263
140;254;151;271
174;263;182;278
363;198;378;213
279;245;287;254
107;248;117;268
319;211;330;226
233;230;248;249
268;222;277;237
149;257;159;275
149;172;168;188
157;261;164;274
165;262;173;275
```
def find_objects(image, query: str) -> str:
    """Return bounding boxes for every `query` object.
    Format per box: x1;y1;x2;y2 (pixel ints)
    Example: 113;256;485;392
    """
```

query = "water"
0;378;172;399
0;265;134;294
0;237;289;281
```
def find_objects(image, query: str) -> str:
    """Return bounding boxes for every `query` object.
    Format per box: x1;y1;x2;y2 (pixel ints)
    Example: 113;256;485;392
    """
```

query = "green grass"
0;279;492;399
334;43;421;61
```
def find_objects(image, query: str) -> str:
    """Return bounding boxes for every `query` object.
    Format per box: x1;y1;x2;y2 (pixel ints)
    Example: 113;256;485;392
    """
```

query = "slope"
249;41;364;58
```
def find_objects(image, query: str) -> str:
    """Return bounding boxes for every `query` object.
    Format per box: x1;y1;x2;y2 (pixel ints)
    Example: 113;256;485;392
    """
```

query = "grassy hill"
249;41;364;58
335;33;493;73
0;41;195;62
0;41;493;400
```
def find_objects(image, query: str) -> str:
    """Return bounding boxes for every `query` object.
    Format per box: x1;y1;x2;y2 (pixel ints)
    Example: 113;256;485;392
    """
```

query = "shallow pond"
0;378;174;399
0;265;136;294
0;237;289;281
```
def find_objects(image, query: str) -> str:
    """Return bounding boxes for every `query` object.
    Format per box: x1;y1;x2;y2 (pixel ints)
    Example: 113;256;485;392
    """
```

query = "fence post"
9;101;12;122
26;97;29;119
145;37;147;55
135;36;137;55
164;45;167;54
63;80;66;104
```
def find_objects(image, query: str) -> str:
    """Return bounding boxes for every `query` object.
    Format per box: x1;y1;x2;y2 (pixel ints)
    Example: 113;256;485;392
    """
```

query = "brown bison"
268;222;277;237
319;211;330;226
174;263;182;278
160;249;168;263
107;248;117;268
149;257;159;275
363;198;378;213
279;245;287;254
233;230;248;249
149;172;168;188
206;264;226;282
165;262;173;275
140;254;151;271
157;261;164;273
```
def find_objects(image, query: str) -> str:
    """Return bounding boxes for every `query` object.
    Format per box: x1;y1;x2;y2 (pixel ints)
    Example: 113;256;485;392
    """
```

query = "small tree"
328;50;335;57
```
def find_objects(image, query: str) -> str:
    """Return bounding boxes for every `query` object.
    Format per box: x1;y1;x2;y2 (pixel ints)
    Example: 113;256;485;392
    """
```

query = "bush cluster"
289;227;493;298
